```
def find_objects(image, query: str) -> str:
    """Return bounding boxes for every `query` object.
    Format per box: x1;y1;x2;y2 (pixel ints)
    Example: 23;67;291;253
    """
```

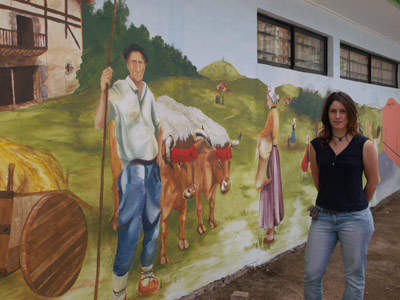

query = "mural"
0;1;399;300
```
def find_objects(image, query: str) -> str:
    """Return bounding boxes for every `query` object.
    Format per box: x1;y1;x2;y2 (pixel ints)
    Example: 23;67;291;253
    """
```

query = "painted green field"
0;76;381;300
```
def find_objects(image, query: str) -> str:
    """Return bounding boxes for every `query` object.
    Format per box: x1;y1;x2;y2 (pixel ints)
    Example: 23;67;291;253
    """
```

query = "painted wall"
1;0;400;299
44;0;83;98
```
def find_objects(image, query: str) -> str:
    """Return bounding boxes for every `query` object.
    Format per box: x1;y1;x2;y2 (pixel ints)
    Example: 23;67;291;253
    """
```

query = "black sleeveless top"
311;134;369;211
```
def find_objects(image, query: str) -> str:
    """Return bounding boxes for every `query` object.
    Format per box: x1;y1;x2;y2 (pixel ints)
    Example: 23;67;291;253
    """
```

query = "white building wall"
0;0;12;29
254;0;400;108
40;0;82;98
125;0;400;107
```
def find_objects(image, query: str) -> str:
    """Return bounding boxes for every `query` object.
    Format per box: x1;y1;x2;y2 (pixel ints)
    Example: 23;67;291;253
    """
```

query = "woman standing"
303;91;378;300
255;85;284;244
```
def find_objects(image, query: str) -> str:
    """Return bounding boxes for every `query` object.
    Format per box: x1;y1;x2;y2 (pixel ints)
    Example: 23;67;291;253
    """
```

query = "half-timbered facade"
0;0;90;109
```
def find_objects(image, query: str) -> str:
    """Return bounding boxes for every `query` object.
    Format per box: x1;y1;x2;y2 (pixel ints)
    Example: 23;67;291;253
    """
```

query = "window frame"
340;44;370;84
340;43;399;88
257;13;328;76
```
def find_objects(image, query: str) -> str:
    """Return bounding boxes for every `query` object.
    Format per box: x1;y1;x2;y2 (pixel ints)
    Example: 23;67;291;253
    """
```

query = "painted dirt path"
182;191;400;300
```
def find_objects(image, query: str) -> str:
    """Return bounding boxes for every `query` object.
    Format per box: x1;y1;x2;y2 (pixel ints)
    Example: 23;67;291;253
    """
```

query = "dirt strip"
181;191;400;300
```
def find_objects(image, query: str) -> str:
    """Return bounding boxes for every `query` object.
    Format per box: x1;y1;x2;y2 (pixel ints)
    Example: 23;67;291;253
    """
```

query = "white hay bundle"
156;95;193;141
0;136;67;193
184;106;230;147
156;95;231;147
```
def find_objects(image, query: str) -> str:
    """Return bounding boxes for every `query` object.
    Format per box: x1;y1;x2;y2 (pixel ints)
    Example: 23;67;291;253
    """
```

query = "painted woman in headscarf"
255;85;284;243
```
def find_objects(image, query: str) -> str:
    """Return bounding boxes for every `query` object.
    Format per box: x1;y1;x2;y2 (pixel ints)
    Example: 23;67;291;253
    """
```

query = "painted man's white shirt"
108;76;160;165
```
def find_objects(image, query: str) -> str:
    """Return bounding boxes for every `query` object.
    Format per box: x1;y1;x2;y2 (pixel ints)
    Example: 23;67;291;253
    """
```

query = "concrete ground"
181;191;400;300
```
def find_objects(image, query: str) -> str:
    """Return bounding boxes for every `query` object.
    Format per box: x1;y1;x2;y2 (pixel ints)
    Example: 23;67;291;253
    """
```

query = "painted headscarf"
267;85;280;104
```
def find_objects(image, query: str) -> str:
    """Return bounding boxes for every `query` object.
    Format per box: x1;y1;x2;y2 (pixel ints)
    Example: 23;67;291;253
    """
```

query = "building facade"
0;0;89;109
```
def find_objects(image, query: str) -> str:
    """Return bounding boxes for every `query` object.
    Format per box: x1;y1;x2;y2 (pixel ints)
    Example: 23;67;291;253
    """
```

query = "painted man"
94;44;163;299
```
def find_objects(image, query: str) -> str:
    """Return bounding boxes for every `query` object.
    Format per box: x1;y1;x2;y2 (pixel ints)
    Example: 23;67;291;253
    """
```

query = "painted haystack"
0;137;66;193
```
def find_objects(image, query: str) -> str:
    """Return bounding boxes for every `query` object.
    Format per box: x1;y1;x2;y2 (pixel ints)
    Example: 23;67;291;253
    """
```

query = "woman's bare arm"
310;144;319;191
363;140;379;202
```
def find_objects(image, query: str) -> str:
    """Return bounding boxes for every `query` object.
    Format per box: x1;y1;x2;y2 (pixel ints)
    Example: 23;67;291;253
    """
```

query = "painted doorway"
17;15;34;48
0;68;13;106
0;66;37;108
14;67;36;104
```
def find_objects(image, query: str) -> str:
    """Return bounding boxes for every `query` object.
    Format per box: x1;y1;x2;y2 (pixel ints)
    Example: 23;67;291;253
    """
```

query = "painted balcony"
0;28;47;59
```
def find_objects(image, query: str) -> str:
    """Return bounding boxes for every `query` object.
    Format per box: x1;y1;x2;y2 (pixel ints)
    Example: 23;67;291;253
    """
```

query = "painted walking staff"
93;1;118;299
255;85;284;244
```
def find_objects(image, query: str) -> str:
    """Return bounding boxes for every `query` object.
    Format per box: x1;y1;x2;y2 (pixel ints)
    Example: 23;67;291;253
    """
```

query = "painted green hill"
199;60;244;81
276;83;301;99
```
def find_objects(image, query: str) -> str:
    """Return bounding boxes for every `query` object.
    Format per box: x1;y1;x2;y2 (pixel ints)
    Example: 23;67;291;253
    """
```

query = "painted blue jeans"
113;162;161;276
303;207;374;300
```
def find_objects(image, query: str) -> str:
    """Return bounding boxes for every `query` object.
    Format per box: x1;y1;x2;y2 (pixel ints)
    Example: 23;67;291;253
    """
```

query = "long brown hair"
319;91;359;146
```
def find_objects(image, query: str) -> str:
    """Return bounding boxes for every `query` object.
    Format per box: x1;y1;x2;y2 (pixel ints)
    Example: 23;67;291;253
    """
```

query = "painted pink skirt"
259;146;284;229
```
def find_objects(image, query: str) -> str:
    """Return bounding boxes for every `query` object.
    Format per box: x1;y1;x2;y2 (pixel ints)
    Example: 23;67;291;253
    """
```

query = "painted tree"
77;0;199;90
290;89;324;124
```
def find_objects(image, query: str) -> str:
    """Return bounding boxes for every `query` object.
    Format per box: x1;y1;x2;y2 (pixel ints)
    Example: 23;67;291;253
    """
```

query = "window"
340;44;398;88
340;46;369;82
65;62;74;74
371;57;397;87
257;13;327;75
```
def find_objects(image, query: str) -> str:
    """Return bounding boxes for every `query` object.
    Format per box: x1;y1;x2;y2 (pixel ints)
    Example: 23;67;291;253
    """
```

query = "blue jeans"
303;207;374;300
113;162;161;276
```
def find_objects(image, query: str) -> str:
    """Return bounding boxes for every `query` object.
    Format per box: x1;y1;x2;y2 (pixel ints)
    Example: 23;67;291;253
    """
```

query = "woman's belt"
308;205;351;220
317;206;351;214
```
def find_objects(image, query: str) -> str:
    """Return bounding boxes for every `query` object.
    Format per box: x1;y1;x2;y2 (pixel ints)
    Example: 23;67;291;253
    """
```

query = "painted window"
340;44;398;88
257;13;327;75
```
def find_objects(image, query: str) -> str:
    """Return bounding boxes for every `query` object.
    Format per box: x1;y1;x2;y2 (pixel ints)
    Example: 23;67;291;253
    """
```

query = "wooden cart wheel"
20;191;88;297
